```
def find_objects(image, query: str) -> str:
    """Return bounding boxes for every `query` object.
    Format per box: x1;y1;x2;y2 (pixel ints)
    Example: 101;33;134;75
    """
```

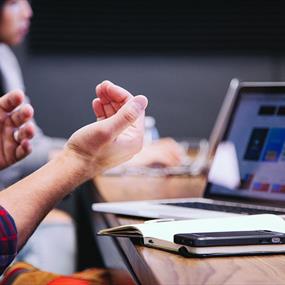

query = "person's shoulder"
0;43;18;67
0;43;14;56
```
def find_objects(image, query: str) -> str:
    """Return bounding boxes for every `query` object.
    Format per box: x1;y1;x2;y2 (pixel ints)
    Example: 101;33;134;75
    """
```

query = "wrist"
54;148;91;186
57;146;102;184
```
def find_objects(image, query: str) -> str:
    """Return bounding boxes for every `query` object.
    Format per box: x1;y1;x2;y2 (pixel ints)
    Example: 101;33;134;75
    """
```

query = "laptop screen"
206;86;285;206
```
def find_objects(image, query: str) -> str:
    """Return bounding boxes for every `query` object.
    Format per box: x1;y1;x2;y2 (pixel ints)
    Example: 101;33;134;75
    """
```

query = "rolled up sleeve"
0;206;17;275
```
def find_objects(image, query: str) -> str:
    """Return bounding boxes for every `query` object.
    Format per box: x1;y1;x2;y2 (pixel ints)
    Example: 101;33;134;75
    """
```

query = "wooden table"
92;175;285;285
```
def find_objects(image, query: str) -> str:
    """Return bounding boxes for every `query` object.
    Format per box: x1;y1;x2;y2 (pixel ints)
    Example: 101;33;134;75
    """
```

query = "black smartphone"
174;230;285;247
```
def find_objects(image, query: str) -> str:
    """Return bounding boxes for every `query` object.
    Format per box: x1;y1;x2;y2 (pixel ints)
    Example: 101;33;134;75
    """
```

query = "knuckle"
165;137;176;144
13;88;24;95
123;109;137;124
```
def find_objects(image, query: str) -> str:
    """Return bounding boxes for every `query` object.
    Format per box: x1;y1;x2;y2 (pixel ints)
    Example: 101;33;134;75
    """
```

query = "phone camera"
271;237;281;244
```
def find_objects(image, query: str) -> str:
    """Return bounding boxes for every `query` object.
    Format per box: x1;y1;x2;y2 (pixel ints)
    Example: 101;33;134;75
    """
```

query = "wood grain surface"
95;175;206;202
94;174;285;285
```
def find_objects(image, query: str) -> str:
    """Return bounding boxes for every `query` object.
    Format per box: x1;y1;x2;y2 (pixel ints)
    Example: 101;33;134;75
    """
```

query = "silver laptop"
92;79;285;219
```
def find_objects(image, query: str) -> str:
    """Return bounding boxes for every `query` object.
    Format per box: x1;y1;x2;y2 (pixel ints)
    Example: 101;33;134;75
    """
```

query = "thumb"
104;95;148;138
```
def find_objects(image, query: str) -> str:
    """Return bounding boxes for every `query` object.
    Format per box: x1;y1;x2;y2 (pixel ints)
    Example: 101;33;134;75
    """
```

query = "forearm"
0;149;89;249
0;82;147;253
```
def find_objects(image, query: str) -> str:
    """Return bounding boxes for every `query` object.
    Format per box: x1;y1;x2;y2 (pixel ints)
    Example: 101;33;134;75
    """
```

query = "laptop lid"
204;80;285;208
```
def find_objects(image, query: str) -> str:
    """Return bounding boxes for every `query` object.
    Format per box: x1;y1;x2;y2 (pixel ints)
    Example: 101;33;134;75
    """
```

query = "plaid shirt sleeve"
0;206;17;275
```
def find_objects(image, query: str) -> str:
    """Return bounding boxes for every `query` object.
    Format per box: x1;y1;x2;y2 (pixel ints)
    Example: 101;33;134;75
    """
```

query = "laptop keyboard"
164;202;285;215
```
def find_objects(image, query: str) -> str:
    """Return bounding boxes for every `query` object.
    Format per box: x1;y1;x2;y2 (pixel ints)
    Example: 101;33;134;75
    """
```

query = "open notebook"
98;214;285;257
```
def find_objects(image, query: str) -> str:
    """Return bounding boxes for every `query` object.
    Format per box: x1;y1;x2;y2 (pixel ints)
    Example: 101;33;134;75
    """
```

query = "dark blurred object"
73;181;105;271
29;0;284;55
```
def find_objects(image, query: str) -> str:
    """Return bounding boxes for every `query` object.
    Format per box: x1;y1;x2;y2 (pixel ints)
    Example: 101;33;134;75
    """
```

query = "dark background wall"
13;0;285;142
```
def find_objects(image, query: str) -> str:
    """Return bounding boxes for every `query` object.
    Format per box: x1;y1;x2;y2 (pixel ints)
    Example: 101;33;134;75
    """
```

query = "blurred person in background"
0;0;184;275
0;0;77;274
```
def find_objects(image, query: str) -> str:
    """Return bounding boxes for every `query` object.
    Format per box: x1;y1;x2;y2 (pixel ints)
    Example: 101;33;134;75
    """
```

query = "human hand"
125;137;184;167
65;81;148;178
0;90;35;170
93;80;133;120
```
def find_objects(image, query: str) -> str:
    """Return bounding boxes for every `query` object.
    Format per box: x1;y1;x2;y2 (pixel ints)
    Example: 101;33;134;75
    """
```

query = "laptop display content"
166;88;285;214
211;90;285;201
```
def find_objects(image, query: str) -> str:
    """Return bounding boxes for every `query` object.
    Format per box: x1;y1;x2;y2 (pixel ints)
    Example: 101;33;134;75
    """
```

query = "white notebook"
98;214;285;256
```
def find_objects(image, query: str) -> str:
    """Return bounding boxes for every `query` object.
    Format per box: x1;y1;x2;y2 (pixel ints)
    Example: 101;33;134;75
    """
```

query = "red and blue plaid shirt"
0;206;17;275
